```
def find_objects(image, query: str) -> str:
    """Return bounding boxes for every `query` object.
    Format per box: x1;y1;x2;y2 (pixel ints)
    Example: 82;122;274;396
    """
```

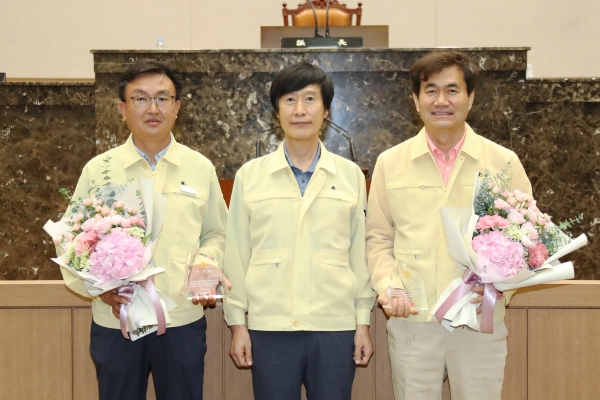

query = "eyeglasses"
130;95;176;108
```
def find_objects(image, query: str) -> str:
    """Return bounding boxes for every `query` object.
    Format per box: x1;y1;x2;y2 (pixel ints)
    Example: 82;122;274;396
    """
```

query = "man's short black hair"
410;51;480;97
118;59;183;101
270;62;334;113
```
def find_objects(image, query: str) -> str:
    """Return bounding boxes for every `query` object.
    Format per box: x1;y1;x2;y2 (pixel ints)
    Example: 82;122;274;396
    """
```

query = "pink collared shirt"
425;130;466;187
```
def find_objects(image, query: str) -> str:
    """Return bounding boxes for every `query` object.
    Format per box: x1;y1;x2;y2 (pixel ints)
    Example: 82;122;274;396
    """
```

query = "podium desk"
261;25;389;48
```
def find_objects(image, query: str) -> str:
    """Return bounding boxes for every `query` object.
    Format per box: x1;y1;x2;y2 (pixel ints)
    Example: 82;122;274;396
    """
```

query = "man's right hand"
378;292;419;318
99;290;130;319
229;325;253;368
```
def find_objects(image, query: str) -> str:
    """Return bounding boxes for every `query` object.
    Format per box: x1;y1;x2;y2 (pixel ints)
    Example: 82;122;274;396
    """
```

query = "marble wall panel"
0;84;94;280
523;102;600;278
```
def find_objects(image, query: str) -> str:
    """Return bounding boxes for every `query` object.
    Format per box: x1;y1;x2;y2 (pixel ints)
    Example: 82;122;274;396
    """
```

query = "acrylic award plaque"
384;262;429;311
181;251;228;300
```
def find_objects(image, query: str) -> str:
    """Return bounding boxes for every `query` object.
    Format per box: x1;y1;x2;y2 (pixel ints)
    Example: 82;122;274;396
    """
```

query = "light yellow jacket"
366;125;532;322
59;135;228;329
223;141;376;331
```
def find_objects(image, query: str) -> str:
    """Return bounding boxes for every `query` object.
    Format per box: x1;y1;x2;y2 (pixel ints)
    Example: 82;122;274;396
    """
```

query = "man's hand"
354;325;374;366
192;275;233;306
470;285;504;314
99;290;130;319
378;292;419;318
229;324;253;368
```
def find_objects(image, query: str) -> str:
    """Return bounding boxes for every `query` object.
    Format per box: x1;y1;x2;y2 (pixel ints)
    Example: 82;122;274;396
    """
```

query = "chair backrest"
282;1;363;26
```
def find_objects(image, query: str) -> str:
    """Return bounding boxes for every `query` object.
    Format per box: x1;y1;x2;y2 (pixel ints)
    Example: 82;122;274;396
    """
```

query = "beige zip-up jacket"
223;141;375;331
366;125;532;322
59;135;228;329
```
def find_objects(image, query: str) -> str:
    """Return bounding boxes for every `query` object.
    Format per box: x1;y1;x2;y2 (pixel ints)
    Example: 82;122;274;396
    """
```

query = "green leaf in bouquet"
559;213;584;231
58;188;72;201
141;233;151;246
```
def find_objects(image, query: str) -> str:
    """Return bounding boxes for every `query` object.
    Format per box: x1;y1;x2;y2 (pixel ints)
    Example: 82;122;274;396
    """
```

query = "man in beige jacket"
59;60;228;400
366;51;532;400
223;62;375;400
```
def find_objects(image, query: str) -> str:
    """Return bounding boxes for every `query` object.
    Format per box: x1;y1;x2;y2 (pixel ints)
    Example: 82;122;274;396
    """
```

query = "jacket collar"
269;140;337;174
410;123;481;161
121;133;181;169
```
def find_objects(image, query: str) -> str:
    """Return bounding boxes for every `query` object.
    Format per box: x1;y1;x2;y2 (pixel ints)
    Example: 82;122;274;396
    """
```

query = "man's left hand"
470;284;504;314
354;325;374;366
192;276;232;306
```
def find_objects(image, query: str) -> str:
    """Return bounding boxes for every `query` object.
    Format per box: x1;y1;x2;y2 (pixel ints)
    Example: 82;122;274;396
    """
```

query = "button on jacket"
59;135;228;329
223;141;375;331
366;125;532;322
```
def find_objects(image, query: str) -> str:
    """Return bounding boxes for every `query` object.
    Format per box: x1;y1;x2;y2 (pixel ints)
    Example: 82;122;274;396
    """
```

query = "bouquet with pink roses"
44;178;176;341
432;164;587;333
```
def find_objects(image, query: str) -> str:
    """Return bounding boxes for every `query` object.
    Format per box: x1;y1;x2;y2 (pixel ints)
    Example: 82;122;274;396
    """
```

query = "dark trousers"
249;330;356;400
90;317;207;400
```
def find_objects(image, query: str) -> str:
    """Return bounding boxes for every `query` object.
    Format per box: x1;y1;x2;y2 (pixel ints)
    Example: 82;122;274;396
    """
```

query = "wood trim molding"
2;280;599;308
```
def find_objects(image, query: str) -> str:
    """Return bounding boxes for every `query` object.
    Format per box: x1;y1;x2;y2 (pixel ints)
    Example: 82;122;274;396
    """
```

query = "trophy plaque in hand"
384;262;429;311
181;251;228;300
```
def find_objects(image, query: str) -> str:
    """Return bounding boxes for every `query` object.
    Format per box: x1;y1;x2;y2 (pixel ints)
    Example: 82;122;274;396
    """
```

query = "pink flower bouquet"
432;165;587;333
44;178;176;341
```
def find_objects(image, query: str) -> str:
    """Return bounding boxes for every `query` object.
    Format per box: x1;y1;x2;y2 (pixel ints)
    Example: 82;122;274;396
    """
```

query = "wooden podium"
261;25;389;48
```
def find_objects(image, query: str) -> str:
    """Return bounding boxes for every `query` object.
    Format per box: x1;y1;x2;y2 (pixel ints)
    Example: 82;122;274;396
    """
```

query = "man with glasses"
58;59;228;400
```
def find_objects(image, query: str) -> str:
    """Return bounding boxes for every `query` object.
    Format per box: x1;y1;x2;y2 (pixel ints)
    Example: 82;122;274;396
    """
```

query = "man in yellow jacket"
59;60;228;400
223;62;375;400
366;51;532;400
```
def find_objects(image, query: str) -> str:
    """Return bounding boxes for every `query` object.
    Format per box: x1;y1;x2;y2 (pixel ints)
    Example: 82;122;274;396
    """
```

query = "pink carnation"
476;215;510;231
114;201;125;209
528;242;549;269
472;230;526;283
72;223;81;231
89;231;146;283
83;198;94;206
73;230;98;257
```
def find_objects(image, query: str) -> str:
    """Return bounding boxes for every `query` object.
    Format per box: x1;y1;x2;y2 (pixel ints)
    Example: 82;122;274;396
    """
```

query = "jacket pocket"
161;183;207;241
166;245;200;297
245;249;292;316
386;180;443;231
311;249;357;316
393;239;434;262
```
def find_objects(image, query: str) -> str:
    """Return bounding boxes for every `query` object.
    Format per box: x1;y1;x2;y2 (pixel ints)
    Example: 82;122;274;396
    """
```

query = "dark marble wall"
523;79;600;278
93;49;528;179
0;83;95;279
1;49;598;280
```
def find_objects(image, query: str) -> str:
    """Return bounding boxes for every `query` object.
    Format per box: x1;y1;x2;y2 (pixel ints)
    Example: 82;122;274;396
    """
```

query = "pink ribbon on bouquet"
433;269;502;333
118;277;167;339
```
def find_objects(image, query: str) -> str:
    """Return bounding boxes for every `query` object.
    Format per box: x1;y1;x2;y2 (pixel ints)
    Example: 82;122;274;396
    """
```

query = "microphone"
325;118;358;164
255;125;282;158
306;0;324;38
325;0;331;38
